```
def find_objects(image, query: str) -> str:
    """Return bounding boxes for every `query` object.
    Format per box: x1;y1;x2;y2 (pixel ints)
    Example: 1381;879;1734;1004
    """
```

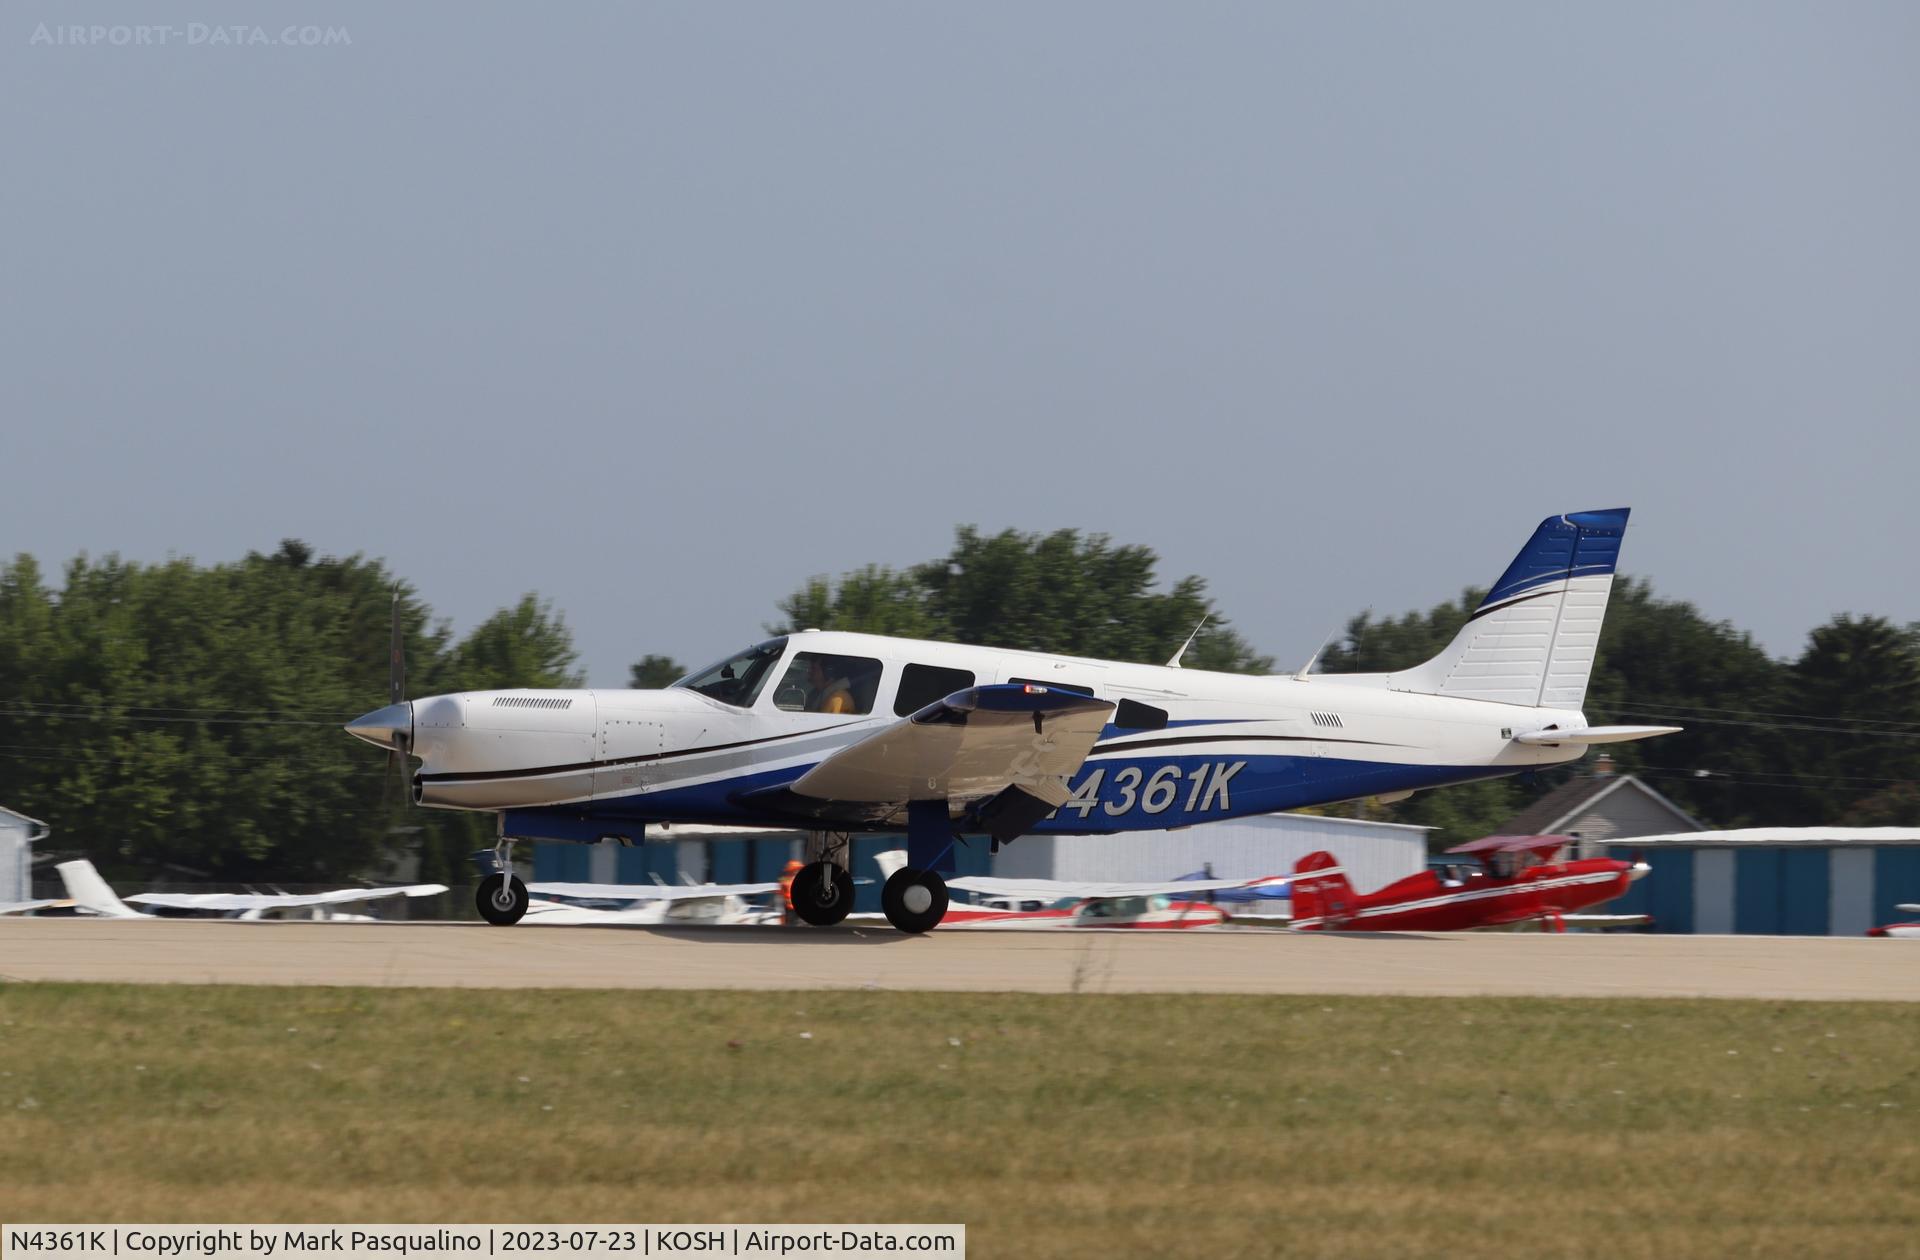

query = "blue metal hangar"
1603;828;1920;935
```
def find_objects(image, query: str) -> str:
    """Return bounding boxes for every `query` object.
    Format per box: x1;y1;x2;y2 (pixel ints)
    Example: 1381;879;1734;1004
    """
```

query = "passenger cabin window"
772;651;884;715
676;639;787;709
1008;677;1095;697
895;663;976;716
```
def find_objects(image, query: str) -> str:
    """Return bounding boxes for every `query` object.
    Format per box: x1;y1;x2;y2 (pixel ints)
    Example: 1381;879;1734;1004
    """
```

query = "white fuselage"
389;630;1590;837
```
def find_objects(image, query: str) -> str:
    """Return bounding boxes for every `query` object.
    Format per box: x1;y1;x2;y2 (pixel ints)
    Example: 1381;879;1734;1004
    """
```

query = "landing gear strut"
881;867;949;934
476;839;527;926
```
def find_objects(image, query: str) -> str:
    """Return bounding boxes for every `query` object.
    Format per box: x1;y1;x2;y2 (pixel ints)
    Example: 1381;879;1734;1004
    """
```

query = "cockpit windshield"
674;638;788;708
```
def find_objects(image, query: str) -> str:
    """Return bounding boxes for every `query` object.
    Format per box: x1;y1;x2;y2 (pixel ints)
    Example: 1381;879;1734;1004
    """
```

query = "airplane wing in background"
124;884;448;912
0;899;64;916
744;685;1115;837
527;881;780;902
948;874;1290;902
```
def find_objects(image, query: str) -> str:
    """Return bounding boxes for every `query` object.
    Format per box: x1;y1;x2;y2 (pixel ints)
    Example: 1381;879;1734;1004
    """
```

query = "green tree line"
0;540;578;883
4;528;1914;883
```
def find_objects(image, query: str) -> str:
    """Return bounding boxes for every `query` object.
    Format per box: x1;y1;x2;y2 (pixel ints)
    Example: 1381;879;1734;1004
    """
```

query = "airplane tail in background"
1290;851;1356;931
55;859;143;919
1386;508;1629;710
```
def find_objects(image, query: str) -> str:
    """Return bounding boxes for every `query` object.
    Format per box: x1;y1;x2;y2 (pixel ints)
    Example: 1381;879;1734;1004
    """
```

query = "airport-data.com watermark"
29;21;351;47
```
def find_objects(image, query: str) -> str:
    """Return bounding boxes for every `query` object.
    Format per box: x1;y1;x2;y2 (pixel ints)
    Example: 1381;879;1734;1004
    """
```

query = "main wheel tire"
881;867;949;934
476;873;528;926
790;860;855;927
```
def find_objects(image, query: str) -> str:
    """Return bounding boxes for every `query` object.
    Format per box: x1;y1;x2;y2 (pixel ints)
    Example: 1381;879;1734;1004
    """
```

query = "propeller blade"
388;588;407;707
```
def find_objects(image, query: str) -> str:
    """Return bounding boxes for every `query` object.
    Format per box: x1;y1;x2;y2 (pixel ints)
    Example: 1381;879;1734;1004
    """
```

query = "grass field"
0;985;1915;1258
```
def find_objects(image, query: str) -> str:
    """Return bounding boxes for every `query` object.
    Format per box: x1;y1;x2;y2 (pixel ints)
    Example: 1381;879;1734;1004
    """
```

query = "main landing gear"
881;867;949;935
477;839;528;926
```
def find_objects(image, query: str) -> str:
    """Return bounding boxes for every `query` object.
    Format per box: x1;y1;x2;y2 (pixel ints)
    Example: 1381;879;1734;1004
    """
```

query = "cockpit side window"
675;639;787;708
771;651;884;715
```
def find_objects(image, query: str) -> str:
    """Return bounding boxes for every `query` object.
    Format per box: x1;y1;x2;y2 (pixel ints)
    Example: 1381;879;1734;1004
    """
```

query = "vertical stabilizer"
1389;509;1628;709
1290;851;1356;931
55;859;144;919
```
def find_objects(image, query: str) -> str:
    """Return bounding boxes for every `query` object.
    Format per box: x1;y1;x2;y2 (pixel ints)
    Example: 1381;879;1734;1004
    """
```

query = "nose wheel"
790;860;855;927
476;873;528;926
882;867;949;934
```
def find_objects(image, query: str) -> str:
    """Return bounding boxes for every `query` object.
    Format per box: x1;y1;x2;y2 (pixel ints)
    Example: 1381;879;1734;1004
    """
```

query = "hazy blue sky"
5;3;1915;687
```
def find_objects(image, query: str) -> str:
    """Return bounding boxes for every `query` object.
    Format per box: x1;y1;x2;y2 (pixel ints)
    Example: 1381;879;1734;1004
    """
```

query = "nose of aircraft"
1629;861;1652;882
345;701;413;751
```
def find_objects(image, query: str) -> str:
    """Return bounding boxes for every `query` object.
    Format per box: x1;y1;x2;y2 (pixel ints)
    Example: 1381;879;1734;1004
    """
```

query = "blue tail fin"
1389;509;1630;709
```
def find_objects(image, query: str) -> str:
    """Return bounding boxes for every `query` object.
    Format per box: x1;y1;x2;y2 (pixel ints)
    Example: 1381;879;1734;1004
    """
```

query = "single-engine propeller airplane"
347;508;1677;934
1289;836;1650;933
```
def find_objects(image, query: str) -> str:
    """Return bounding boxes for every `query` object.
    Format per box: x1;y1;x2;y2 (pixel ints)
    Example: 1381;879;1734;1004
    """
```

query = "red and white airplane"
1867;905;1920;938
1289;835;1647;933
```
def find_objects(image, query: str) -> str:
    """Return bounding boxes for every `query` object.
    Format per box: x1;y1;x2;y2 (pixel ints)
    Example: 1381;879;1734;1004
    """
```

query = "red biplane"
1290;835;1647;933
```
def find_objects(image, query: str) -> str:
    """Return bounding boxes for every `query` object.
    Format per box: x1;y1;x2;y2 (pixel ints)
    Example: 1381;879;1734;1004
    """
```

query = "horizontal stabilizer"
1512;725;1681;746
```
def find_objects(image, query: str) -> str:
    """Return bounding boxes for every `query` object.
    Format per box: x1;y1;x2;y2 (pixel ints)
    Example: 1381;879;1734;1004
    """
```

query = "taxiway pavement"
0;919;1913;999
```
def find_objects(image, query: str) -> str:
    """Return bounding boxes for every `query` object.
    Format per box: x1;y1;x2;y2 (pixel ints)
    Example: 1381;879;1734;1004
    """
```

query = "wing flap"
789;685;1115;805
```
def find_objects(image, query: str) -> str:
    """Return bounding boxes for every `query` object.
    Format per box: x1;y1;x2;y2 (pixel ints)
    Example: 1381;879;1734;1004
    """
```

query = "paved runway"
1;919;1914;999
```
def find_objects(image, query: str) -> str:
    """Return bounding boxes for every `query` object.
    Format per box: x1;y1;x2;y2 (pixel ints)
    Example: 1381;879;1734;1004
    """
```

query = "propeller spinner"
345;590;414;774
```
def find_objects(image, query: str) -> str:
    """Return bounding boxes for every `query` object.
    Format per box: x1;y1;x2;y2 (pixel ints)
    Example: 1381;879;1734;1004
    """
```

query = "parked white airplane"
347;508;1677;935
515;881;784;926
465;849;785;926
47;859;446;920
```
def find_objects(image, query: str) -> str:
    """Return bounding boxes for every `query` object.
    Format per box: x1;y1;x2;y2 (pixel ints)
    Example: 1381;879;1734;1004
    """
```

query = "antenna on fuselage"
1293;624;1343;682
1166;615;1209;668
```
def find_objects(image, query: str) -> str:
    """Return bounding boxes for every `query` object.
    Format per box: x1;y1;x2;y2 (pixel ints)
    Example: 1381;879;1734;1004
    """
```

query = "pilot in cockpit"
807;657;857;714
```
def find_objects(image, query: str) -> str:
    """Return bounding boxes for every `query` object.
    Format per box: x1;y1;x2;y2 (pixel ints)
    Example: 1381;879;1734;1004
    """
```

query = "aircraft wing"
752;685;1115;833
1900;904;1920;914
528;881;780;902
1513;725;1681;745
1449;835;1570;859
0;899;63;916
949;874;1290;902
125;884;448;912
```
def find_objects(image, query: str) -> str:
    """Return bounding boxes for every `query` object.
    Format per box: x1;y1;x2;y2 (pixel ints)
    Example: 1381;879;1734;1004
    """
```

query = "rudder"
55;859;142;919
1291;851;1356;931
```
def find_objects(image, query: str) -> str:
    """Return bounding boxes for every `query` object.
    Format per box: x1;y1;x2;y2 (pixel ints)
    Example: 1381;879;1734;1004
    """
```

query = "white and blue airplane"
347;508;1677;934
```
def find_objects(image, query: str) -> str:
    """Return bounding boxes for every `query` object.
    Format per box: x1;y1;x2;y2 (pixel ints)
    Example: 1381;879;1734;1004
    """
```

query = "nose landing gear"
476;839;527;926
790;860;855;927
